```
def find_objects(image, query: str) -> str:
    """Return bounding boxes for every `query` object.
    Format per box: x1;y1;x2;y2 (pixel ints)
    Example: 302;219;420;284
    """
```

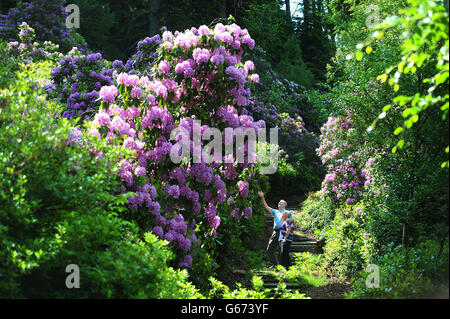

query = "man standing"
258;191;295;266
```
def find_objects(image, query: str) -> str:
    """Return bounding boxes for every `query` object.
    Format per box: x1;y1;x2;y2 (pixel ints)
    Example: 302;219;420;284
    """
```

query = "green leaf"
402;108;413;118
405;119;413;128
378;74;388;83
393;127;403;135
356;51;363;61
435;72;448;85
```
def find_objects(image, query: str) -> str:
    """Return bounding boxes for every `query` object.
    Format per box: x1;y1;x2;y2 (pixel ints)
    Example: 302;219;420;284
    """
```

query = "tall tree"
219;0;227;18
149;0;160;36
296;0;334;81
285;0;291;22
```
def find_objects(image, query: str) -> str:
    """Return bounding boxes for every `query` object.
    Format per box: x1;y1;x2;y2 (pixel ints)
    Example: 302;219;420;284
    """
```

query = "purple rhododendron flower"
243;207;252;219
237;181;249;199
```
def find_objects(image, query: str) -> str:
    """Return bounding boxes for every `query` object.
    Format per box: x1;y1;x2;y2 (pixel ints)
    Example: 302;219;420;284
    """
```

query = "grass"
251;264;328;288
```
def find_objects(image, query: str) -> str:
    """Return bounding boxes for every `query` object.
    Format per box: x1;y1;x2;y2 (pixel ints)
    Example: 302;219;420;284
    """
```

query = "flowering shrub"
0;0;87;52
347;240;449;299
247;100;306;137
317;113;377;204
248;67;324;133
6;22;62;64
130;34;161;73
80;22;269;268
2;20;114;121
44;34;141;120
46;49;117;119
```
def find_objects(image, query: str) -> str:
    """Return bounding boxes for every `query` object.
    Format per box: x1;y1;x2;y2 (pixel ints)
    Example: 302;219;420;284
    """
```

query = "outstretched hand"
258;191;264;198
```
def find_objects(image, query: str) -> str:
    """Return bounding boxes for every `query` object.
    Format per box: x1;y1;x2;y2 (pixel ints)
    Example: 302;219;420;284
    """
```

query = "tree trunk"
285;0;291;22
149;0;160;36
303;0;310;28
219;0;227;18
402;222;409;247
438;230;449;259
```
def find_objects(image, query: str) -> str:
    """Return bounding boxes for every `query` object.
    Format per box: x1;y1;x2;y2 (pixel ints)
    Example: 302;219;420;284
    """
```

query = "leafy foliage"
297;0;449;297
348;240;449;298
0;56;199;298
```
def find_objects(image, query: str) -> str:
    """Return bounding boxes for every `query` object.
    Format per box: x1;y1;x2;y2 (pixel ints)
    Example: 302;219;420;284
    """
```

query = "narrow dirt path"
302;280;351;299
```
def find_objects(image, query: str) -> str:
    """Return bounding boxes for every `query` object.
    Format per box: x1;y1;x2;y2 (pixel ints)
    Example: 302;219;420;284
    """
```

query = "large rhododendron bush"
52;23;269;268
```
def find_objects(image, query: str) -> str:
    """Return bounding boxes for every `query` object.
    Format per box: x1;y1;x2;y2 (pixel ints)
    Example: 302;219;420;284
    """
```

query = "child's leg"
284;241;292;268
280;241;291;268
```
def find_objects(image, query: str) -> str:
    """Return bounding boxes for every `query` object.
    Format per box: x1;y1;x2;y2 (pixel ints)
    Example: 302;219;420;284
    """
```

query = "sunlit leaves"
393;127;403;135
355;51;364;61
378;73;387;83
365;0;449;162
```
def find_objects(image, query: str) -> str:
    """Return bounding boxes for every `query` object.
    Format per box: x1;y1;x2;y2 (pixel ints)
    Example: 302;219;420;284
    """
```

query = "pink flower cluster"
86;23;264;268
317;113;377;204
157;23;258;109
99;85;118;104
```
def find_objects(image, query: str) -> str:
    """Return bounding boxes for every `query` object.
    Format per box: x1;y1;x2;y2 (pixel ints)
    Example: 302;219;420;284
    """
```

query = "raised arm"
287;211;295;223
283;224;292;243
258;191;272;213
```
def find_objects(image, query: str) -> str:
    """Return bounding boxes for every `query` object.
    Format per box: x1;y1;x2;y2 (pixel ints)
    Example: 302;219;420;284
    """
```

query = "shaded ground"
302;278;351;299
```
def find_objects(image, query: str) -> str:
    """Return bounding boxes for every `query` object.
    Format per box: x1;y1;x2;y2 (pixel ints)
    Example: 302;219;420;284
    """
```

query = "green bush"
348;240;449;298
0;42;19;88
208;276;309;299
18;215;203;298
320;205;377;278
297;191;335;234
189;249;219;293
0;59;200;298
291;252;328;277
